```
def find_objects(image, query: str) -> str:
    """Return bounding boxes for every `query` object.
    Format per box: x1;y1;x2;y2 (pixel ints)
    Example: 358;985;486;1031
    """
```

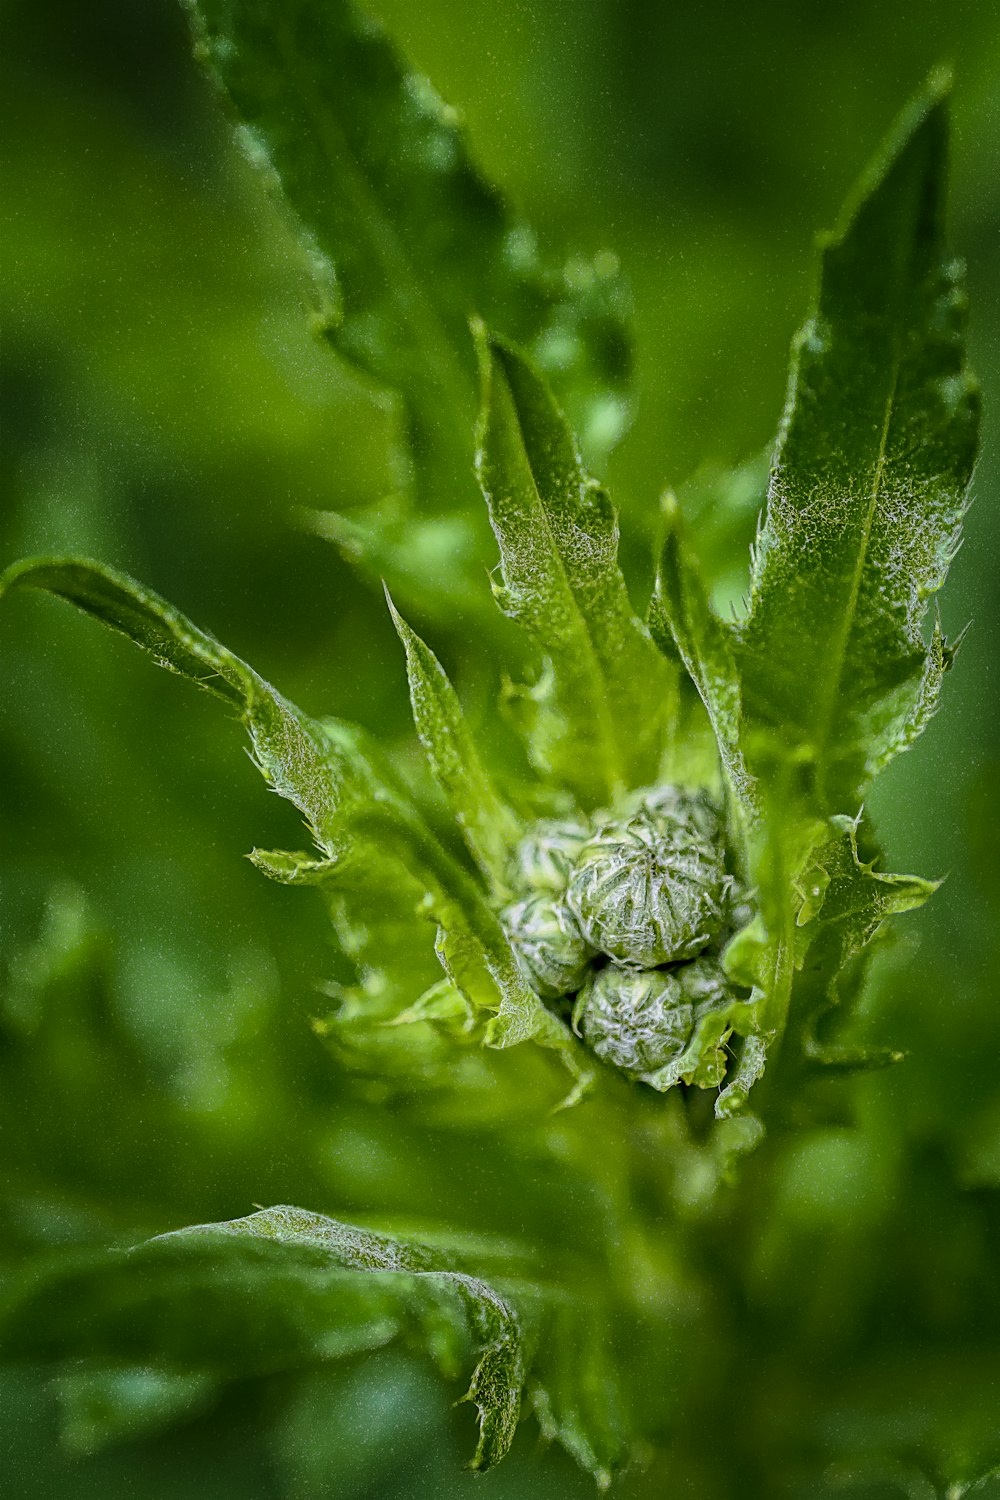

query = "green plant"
0;2;990;1493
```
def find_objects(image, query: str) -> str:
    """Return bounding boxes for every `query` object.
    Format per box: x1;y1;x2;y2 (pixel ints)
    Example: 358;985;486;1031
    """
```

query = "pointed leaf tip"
382;581;403;627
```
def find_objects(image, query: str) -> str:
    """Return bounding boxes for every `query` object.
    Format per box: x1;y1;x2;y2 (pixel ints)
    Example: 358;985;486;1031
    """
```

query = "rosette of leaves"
0;3;980;1482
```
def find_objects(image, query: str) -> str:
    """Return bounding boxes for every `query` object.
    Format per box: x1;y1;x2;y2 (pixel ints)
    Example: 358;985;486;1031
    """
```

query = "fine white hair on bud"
572;956;731;1080
566;787;730;968
500;893;595;1000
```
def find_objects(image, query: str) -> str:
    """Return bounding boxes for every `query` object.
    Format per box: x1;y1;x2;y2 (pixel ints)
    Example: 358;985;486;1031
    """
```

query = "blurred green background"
2;0;999;1495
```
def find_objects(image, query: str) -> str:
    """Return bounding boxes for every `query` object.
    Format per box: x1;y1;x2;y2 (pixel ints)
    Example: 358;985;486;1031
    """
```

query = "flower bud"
630;783;721;844
567;789;729;968
510;818;592;895
573;957;730;1079
501;893;595;999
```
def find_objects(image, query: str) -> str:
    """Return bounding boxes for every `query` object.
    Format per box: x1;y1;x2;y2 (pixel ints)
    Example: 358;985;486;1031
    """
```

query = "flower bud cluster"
500;787;744;1082
568;787;728;966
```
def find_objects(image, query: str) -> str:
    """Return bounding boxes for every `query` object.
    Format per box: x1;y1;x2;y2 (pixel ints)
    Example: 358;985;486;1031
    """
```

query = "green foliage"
0;1205;626;1480
0;559;579;1079
1;3;996;1496
736;75;978;818
182;0;631;611
0;1208;517;1469
476;330;676;807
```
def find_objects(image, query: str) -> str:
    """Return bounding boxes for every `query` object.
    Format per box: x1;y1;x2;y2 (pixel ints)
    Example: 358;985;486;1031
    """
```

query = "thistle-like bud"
566;788;729;968
630;783;721;844
501;893;595;999
572;957;730;1079
510;818;592;896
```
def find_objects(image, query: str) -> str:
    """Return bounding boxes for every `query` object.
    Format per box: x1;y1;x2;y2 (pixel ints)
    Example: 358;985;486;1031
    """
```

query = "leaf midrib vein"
812;354;901;798
521;463;625;801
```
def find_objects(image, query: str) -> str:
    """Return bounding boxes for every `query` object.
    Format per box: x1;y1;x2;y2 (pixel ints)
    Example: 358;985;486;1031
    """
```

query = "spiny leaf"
795;814;939;958
476;329;677;807
0;558;445;1006
259;815;585;1086
346;804;523;1016
3;1207;627;1482
732;808;937;1082
737;75;979;815
0;1206;526;1472
0;558;245;705
715;1034;769;1119
182;0;631;605
794;814;938;1065
385;590;522;892
1;558;589;1092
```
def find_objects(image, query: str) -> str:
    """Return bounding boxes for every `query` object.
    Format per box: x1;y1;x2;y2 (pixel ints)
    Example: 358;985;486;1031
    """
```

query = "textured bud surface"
501;893;595;999
573;957;731;1079
567;789;729;968
511;818;592;895
629;784;721;844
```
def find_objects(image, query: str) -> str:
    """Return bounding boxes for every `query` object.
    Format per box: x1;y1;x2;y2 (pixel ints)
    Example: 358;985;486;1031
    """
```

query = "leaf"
342;805;588;1098
390;979;475;1034
344;802;523;1028
736;75;979;816
195;1211;624;1479
385;590;522;892
794;813;938;1062
0;557;445;1008
476;330;677;807
641;996;759;1097
0;557;367;855
725;804;936;1086
0;559;246;706
796;815;939;961
1;558;591;1100
649;493;753;843
715;1034;768;1119
182;0;632;606
174;1208;527;1472
521;1289;626;1492
0;1206;525;1472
